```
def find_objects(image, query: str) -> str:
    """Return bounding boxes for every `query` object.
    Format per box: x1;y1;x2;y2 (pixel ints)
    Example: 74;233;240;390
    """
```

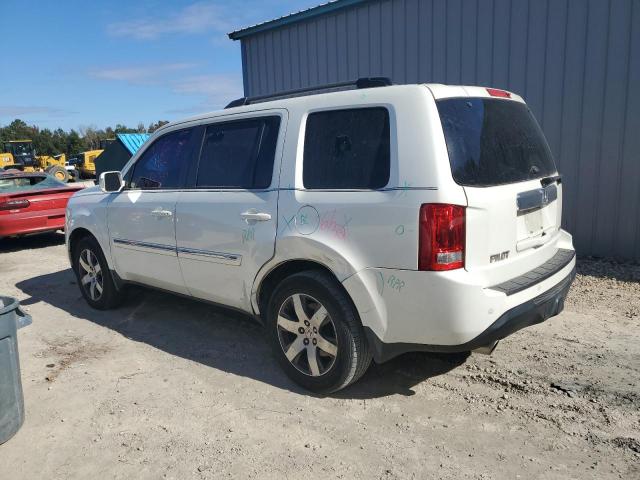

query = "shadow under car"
15;267;468;398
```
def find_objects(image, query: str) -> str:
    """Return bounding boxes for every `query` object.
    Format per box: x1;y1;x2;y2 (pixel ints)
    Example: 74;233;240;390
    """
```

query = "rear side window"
436;98;557;187
303;107;390;189
130;128;197;189
196;116;281;189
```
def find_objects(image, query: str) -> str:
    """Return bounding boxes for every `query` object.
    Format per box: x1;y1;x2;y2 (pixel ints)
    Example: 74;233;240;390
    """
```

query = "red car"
0;170;84;239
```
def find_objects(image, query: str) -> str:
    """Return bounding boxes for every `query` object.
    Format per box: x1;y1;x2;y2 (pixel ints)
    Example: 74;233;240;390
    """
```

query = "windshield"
7;143;32;156
0;175;66;193
436;98;557;187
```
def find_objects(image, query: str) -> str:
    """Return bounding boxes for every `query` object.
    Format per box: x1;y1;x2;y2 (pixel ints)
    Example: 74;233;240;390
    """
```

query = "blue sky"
0;1;317;131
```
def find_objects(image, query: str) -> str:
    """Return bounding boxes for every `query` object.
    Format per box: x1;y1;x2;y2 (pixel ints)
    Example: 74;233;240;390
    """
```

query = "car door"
108;126;201;294
175;111;285;311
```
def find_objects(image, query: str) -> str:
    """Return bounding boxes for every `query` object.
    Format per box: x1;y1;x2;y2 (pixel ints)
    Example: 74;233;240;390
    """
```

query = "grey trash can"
0;296;32;444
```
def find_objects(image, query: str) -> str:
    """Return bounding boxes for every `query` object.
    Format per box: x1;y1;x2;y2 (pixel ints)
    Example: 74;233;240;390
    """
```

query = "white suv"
66;80;576;392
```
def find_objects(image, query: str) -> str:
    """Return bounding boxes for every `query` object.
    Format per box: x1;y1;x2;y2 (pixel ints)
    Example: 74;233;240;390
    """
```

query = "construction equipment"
71;139;114;179
38;153;75;182
0;140;71;182
1;141;38;170
75;149;104;179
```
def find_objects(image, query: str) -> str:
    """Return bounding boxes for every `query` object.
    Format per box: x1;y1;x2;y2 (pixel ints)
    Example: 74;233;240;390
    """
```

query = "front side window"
130;128;196;189
196;116;281;189
303;107;390;189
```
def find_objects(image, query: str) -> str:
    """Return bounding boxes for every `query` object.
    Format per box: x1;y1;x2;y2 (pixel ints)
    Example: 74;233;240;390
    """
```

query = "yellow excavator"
0;140;73;182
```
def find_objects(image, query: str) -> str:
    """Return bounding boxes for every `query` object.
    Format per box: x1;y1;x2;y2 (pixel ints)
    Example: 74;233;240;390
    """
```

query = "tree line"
0;119;170;157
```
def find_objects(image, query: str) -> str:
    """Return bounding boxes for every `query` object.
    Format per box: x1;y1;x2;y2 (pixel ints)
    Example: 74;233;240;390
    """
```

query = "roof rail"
224;97;250;108
224;77;392;109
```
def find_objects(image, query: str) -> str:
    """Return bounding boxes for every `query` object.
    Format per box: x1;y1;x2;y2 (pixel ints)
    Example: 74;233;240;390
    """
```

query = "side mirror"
99;171;124;193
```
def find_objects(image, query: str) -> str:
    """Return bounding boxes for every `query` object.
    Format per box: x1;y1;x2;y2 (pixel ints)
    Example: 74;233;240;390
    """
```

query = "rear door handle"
151;208;173;218
240;210;272;223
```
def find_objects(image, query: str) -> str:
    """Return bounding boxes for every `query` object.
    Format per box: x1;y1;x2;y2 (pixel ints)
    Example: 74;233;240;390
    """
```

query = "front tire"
73;236;123;310
267;270;372;393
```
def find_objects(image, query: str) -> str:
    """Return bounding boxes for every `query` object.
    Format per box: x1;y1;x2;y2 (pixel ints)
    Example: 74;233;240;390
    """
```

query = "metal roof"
228;0;368;40
116;133;150;155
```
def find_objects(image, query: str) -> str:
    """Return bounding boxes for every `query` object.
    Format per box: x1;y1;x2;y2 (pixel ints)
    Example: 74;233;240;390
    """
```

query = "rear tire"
266;270;372;393
72;236;123;310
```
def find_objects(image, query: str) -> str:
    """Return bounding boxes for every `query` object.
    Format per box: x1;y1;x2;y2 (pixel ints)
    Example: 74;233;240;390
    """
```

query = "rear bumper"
364;265;575;362
0;211;66;237
342;230;577;362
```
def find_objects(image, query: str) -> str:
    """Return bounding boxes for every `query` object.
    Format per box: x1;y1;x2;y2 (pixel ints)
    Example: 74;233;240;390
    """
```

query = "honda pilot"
66;80;576;392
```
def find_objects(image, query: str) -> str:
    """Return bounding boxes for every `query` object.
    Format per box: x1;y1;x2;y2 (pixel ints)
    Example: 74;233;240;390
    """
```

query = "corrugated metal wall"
240;0;640;261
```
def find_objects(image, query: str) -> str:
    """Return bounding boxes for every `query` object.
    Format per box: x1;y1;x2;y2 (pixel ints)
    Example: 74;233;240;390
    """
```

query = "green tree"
66;130;84;155
114;124;137;134
1;118;165;157
33;128;57;156
148;120;169;133
0;119;35;145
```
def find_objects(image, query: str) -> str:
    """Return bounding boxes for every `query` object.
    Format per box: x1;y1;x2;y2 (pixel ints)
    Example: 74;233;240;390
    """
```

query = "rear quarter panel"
252;85;467;316
0;187;81;236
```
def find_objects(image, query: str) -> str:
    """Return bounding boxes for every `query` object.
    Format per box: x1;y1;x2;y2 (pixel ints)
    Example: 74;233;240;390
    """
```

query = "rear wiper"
540;174;562;187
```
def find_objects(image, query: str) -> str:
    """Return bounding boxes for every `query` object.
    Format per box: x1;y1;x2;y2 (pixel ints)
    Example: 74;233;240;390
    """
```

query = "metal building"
229;0;640;262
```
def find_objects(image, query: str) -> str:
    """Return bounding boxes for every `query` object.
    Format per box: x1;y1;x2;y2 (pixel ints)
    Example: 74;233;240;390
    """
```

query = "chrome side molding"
177;247;242;266
113;238;176;255
112;239;243;265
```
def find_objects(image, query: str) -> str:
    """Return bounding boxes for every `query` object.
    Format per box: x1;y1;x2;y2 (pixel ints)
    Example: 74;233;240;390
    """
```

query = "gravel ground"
0;233;638;479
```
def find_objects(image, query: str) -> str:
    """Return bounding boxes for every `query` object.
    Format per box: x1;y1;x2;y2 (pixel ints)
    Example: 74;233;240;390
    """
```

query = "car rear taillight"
0;199;30;211
419;204;465;271
486;88;511;98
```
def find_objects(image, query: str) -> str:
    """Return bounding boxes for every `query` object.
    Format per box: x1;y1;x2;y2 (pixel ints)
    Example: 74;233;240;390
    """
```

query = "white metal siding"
240;0;640;261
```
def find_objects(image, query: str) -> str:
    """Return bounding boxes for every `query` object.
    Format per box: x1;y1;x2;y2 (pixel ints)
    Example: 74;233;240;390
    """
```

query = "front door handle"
240;210;272;223
151;208;173;218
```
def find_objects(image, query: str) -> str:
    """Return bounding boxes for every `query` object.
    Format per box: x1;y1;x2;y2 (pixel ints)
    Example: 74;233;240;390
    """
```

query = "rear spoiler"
0;185;84;200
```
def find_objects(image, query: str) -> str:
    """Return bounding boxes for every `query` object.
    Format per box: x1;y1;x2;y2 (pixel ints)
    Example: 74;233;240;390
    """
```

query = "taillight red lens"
0;199;30;211
486;88;511;98
419;204;465;271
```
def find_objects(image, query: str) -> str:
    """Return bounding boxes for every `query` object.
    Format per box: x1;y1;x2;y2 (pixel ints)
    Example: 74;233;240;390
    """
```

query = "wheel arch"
255;259;343;319
68;227;96;263
257;267;389;359
251;234;359;316
251;242;387;347
67;226;113;272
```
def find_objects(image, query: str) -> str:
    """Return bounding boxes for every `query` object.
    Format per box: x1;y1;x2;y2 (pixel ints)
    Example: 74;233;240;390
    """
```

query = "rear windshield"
0;175;65;193
436;98;557;187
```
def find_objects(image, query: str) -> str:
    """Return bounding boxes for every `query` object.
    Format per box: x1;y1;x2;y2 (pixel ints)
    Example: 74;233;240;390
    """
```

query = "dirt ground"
0;233;638;479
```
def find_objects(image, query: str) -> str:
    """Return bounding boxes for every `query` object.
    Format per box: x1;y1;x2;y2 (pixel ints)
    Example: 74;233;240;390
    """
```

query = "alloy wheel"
78;248;103;301
276;293;338;377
